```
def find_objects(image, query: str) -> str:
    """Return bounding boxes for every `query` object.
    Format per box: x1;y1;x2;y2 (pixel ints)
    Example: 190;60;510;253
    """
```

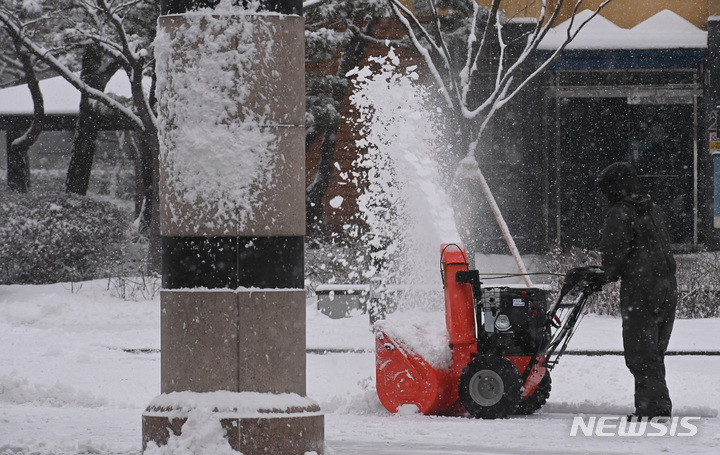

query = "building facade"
531;1;720;252
306;0;720;253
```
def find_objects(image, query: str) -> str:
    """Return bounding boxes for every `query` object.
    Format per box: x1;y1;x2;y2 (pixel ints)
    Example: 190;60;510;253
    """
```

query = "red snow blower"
374;243;604;419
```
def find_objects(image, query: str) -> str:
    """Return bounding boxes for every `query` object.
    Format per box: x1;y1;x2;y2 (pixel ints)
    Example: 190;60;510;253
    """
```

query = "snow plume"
154;10;277;233
347;48;460;310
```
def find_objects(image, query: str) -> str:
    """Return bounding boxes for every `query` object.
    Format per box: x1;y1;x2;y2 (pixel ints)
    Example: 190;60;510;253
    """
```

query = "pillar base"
142;391;324;454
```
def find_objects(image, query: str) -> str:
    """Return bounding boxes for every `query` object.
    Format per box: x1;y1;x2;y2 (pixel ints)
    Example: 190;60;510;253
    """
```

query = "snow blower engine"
374;243;604;419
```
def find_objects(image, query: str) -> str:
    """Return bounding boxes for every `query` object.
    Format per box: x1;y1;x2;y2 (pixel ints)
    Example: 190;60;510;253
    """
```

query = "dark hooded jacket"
597;162;677;417
598;162;676;284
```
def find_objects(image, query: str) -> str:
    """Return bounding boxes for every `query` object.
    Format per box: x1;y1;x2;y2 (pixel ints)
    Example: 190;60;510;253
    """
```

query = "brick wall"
305;17;428;238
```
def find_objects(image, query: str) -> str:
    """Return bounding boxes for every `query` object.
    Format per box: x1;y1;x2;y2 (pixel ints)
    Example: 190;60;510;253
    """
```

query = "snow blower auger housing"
375;244;553;419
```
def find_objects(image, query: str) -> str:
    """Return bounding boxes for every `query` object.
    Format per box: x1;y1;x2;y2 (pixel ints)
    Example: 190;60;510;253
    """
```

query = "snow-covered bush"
545;245;620;317
546;246;720;319
675;252;720;318
0;189;129;284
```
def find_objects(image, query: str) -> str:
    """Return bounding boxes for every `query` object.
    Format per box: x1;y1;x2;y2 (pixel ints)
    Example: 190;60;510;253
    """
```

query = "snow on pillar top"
154;12;305;237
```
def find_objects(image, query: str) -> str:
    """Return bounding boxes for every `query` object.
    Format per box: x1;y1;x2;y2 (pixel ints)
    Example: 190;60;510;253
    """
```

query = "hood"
622;193;653;215
597;162;641;203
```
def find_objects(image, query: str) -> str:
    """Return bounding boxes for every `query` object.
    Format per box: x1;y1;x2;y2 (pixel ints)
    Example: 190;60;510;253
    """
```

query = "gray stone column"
142;4;323;454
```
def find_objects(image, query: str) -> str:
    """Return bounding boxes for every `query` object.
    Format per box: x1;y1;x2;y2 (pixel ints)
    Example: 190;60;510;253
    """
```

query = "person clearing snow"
597;161;677;420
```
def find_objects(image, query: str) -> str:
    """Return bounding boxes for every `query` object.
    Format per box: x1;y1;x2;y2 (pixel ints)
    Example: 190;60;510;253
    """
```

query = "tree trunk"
306;20;377;240
6;124;31;192
6;39;44;193
306;118;339;240
118;131;145;218
135;74;162;274
65;94;100;195
65;45;121;195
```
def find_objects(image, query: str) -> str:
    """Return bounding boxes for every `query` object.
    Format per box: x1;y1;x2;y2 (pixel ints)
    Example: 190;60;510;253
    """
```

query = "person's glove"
560;265;606;298
582;266;606;293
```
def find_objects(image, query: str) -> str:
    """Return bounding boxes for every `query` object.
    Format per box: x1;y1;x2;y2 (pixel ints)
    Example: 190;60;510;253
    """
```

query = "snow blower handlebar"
546;266;605;320
541;265;606;369
455;270;482;304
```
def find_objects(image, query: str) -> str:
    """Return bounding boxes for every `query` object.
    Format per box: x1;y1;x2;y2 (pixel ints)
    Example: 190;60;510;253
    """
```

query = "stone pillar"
142;2;323;454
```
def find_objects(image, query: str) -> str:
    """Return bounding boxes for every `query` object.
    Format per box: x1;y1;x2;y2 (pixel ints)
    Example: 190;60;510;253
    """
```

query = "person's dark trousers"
620;275;677;417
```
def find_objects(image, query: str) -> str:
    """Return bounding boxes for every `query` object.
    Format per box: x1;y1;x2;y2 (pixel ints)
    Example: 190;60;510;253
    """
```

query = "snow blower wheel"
515;372;551;415
458;355;522;419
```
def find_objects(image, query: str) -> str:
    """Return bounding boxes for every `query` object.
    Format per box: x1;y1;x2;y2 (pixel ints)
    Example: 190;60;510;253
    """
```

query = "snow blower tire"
458;355;522;419
515;371;551;415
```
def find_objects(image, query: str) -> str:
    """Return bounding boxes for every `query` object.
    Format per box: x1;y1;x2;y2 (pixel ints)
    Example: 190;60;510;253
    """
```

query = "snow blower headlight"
494;314;512;332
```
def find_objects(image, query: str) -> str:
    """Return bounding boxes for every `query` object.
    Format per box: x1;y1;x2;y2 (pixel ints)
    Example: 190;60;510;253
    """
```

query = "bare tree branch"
0;9;144;129
388;0;455;108
346;22;402;47
493;0;615;115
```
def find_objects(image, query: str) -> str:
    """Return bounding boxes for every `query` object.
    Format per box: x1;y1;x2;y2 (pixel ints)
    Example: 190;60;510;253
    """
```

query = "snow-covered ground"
1;279;719;454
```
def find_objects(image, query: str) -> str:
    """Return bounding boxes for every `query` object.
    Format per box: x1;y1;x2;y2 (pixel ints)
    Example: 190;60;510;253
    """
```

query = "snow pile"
144;409;238;455
154;4;278;233
0;70;152;115
0;374;108;408
347;48;460;308
144;390;321;455
376;310;452;369
146;390;320;418
539;9;707;50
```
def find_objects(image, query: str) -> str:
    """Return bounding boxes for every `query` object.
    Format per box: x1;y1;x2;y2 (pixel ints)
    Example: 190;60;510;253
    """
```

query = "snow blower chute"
374;243;604;419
